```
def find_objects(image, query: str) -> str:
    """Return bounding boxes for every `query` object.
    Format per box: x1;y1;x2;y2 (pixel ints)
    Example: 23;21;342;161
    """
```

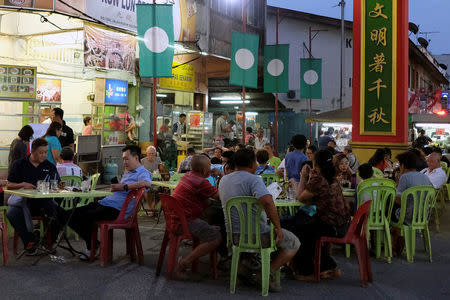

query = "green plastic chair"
260;174;280;187
60;176;83;210
356;178;395;195
357;185;396;262
372;167;384;179
225;196;280;297
390;186;436;263
77;173;100;207
431;186;445;232
440;161;448;173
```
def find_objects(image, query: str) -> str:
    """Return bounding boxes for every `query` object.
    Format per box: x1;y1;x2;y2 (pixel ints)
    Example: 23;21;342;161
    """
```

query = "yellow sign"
160;62;195;92
0;64;37;100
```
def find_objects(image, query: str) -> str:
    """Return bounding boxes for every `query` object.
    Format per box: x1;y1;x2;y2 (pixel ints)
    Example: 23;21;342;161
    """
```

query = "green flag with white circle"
229;31;259;88
264;44;289;93
300;58;322;99
137;4;174;78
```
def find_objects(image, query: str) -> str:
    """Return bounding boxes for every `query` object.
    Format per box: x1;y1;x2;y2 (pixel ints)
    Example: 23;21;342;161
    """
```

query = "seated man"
255;149;276;175
57;146;83;178
141;145;163;173
219;148;300;292
421;152;446;189
7;138;66;253
69;145;152;259
172;155;222;278
177;147;195;173
264;143;282;170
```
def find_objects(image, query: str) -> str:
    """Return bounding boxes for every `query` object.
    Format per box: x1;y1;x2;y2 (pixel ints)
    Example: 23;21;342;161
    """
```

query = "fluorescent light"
156;94;167;97
200;52;208;56
234;106;239;109
246;112;258;116
220;100;250;104
211;96;250;100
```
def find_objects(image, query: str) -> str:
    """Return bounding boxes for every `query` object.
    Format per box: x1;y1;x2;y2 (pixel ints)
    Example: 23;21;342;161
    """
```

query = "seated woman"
369;148;390;172
255;149;276;175
291;149;351;281
334;153;353;185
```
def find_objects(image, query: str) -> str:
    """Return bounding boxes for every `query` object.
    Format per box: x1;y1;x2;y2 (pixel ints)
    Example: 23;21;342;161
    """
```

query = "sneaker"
25;241;39;256
79;249;91;261
320;269;342;279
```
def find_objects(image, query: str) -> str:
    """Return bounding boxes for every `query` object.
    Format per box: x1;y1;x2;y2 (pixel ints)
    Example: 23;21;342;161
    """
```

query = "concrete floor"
1;206;450;299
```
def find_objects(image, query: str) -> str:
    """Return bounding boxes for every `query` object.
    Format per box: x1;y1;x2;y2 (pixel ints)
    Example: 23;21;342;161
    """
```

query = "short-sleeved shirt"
59;121;74;148
319;135;333;148
178;155;193;173
255;165;275;175
82;125;92;136
305;169;350;226
8;138;27;171
421;167;446;189
172;171;218;222
285;150;308;182
57;161;83;178
141;157;162;173
45;136;62;165
396;171;432;225
218;170;271;233
8;156;59;186
254;137;269;149
99;165;151;217
268;156;282;169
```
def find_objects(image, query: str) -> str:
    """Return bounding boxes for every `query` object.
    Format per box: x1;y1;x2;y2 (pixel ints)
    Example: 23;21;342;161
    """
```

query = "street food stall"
306;107;352;147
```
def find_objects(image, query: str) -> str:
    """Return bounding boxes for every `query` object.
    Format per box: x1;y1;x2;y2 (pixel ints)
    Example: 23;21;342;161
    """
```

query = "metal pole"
339;0;345;110
274;8;279;156
309;26;312;141
242;0;246;144
152;0;157;147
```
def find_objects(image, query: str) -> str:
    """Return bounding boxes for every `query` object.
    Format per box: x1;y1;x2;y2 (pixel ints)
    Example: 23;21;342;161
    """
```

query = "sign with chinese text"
37;78;61;103
160;62;195;92
104;79;128;105
360;0;396;135
0;64;36;100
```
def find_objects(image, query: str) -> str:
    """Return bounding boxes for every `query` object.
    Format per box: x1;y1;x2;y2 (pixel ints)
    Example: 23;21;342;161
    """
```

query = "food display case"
91;103;127;146
186;111;213;151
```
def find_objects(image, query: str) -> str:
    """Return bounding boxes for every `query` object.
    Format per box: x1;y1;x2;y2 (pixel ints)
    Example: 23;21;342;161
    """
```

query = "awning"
305;107;352;123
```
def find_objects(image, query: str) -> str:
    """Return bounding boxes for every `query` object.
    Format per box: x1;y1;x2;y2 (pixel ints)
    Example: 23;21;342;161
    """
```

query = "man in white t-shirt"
421;152;447;189
254;128;269;149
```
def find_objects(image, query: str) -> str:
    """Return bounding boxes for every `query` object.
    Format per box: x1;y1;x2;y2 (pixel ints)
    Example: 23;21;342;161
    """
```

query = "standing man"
52;107;74;149
172;113;186;136
7;138;66;253
285;135;308;182
318;127;334;149
215;112;228;141
254;128;269;150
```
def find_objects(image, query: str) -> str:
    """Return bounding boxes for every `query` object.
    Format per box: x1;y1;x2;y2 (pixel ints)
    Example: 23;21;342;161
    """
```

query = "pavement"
2;206;450;300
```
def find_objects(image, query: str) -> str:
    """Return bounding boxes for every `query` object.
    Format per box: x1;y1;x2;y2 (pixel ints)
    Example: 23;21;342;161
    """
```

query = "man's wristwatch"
123;184;129;191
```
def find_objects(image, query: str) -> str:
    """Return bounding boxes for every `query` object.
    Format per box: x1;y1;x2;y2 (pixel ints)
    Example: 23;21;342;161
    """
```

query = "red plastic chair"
90;188;146;267
314;200;373;287
156;194;218;280
1;221;7;265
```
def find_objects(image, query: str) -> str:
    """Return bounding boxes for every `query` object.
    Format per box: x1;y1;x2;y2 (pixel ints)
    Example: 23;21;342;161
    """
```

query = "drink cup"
42;181;50;194
81;180;90;192
50;180;59;192
37;180;44;192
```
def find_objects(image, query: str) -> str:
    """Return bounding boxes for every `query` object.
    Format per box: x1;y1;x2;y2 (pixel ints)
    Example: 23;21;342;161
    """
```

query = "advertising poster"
189;113;201;127
160;62;195;92
37;78;61;103
104;79;128;105
0;65;36;100
84;25;136;73
0;0;53;9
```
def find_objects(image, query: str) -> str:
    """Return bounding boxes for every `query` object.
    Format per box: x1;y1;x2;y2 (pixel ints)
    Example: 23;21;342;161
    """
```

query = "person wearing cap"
343;146;360;173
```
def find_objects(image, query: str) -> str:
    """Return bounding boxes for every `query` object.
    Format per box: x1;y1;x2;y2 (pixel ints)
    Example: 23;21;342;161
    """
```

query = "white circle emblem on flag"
235;48;254;70
267;59;284;76
304;70;319;85
144;27;169;53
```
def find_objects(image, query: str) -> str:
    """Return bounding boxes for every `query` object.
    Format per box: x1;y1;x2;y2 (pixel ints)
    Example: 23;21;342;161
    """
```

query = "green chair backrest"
260;174;280;186
440;161;448;173
356;178;395;195
357;185;396;228
169;172;184;182
446;166;450;183
225;196;274;251
393;186;436;228
90;173;100;190
372;167;384;179
60;175;82;187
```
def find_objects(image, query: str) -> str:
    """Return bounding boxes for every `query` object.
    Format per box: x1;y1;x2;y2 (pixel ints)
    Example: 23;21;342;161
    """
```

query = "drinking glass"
50;180;59;192
42;181;50;194
81;180;90;192
37;180;44;192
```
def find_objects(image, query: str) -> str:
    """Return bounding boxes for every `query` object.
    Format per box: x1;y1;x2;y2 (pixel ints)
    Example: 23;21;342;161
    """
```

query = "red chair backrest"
160;194;191;239
114;188;146;224
342;200;372;243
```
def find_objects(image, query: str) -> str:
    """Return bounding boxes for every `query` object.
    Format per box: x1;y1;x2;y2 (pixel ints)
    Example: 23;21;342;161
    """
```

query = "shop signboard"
84;25;136;73
104;79;128;105
36;78;61;103
436;128;445;135
360;0;396;135
160;62;195;92
0;64;36;100
0;0;53;10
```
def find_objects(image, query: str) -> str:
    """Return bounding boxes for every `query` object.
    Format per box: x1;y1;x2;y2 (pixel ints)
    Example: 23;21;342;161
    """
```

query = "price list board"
0;65;37;100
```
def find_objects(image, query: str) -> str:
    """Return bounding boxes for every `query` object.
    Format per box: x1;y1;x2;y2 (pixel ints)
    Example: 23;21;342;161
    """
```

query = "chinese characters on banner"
361;0;396;134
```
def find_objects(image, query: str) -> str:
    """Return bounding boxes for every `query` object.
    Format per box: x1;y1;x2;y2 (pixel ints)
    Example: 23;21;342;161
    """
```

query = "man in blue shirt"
69;145;152;259
285;135;308;182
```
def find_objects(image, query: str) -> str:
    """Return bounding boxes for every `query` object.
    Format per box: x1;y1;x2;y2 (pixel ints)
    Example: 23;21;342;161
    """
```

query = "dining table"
3;188;113;199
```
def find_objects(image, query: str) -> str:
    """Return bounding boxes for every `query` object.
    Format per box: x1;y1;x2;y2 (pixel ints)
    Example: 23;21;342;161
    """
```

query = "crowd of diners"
0;120;447;293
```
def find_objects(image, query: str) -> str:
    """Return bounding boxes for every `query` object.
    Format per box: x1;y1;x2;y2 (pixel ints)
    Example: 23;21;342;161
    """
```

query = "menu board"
0;65;37;100
37;78;61;103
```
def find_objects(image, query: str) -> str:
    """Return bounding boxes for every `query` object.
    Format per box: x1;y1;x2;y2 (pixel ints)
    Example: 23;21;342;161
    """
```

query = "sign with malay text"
159;62;195;92
360;0;396;135
104;79;128;105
